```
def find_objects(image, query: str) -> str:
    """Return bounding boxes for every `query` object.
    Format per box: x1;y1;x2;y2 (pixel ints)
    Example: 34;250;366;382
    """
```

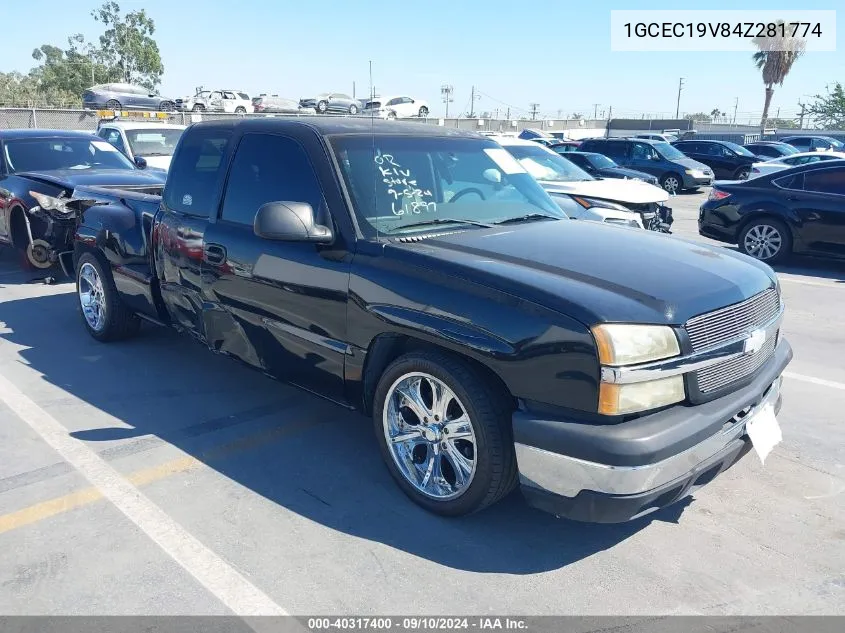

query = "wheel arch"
359;332;515;417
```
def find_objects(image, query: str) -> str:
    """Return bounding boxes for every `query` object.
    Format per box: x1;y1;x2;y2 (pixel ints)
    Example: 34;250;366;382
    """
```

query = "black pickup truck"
61;117;792;522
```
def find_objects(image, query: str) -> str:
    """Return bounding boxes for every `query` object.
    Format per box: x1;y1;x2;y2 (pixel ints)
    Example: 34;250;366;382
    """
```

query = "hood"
385;220;775;326
17;168;167;189
539;177;669;204
673;156;711;172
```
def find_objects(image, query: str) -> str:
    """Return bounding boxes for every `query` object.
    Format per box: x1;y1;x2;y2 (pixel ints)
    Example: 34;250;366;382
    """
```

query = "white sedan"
748;150;845;178
362;95;430;118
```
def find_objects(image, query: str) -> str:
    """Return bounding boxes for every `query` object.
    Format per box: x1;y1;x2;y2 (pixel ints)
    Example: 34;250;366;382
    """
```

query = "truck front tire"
372;351;517;516
75;252;141;342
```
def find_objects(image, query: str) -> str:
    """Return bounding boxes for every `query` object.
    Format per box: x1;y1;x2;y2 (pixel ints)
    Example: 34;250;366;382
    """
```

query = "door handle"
203;243;227;265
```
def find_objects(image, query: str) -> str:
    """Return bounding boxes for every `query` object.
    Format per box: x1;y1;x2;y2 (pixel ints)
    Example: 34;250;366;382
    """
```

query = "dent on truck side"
345;243;600;415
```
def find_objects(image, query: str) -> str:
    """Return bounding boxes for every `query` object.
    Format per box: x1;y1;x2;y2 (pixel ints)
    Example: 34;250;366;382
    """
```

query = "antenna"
369;60;379;242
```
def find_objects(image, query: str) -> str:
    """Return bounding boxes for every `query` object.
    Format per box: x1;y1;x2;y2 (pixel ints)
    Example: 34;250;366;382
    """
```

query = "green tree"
684;112;712;122
806;82;845;129
92;1;164;89
752;22;805;129
710;108;723;121
30;35;114;104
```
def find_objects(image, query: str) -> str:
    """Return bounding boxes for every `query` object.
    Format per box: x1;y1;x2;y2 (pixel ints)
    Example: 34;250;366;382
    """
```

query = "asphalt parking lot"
1;188;844;616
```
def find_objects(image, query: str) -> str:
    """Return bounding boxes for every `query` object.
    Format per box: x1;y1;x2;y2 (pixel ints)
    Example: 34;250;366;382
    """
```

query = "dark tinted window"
585;141;627;159
803;167;845;195
164;127;232;216
750;145;779;158
99;128;127;154
786;137;811;148
564;153;590;168
773;173;803;190
631;142;656;160
220;133;326;226
674;141;697;153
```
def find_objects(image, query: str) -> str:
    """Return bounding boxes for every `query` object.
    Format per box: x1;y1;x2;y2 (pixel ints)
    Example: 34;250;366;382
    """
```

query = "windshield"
330;136;565;237
723;141;756;157
653;142;685;160
125;128;185;157
504;145;594;182
4;137;137;172
585;153;617;168
823;137;845;149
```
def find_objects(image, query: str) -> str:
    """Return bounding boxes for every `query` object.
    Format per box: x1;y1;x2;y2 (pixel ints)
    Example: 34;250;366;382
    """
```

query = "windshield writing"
331;136;565;237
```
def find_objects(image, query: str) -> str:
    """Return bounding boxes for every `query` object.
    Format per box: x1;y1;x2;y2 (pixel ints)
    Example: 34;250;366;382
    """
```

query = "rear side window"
220;133;327;226
803;167;845;195
164;127;232;216
591;141;627;159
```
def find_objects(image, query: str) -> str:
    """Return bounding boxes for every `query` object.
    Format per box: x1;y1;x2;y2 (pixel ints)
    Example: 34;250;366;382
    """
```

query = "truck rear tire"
75;252;141;342
372;351;517;516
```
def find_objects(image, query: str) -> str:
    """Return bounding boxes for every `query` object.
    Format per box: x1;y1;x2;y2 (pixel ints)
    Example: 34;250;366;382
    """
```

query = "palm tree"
753;21;806;129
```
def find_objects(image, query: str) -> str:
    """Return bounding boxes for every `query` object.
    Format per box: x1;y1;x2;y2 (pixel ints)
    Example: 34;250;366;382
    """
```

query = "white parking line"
0;372;289;617
784;372;845;391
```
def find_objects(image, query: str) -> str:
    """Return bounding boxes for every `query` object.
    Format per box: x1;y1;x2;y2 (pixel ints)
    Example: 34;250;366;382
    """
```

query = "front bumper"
682;172;713;188
514;338;792;523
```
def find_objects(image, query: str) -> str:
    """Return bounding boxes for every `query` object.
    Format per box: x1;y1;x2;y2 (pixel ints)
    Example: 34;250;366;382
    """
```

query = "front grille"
685;287;781;393
686;288;780;351
696;332;778;392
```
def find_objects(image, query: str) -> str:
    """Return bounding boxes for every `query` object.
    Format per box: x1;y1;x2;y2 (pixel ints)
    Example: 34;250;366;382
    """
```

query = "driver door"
201;131;351;400
208;91;224;112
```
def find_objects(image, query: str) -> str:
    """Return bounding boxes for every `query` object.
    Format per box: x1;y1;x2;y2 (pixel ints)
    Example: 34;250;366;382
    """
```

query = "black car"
0;129;167;270
699;159;845;264
59;117;792;523
743;141;799;161
564;151;659;185
780;135;844;152
672;139;758;180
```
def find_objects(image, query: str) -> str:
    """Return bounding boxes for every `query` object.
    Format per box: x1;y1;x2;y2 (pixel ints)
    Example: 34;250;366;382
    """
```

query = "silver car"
82;83;176;112
299;93;363;114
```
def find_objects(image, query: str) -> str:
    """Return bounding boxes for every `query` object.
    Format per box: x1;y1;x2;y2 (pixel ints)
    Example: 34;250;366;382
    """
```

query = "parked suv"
743;141;799;160
672;139;758;180
780;135;845;152
579;138;712;193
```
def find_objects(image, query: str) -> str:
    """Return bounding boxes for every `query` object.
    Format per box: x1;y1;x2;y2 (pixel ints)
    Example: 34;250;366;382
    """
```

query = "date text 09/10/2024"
306;617;529;631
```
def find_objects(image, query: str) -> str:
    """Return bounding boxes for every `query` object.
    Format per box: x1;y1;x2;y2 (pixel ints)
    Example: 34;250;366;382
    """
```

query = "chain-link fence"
2;108;843;145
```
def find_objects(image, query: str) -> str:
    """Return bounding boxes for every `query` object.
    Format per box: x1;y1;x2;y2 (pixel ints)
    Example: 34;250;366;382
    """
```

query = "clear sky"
3;0;842;122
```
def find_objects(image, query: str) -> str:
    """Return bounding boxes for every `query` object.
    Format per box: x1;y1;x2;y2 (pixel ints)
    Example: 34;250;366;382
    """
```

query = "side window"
601;142;627;160
100;129;126;154
773;173;803;190
803;168;845;195
631;143;654;160
220;133;327;227
789;137;810;148
163;128;232;216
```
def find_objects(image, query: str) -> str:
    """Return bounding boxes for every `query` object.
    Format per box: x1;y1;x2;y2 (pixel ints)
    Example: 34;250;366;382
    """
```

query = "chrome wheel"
382;372;477;500
744;224;782;261
78;262;107;331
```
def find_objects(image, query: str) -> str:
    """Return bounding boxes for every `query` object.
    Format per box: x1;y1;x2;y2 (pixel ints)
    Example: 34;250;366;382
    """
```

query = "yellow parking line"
0;415;329;535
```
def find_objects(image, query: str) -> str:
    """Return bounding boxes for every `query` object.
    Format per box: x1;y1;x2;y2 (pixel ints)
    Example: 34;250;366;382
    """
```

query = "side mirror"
254;201;333;243
134;156;147;169
483;168;502;184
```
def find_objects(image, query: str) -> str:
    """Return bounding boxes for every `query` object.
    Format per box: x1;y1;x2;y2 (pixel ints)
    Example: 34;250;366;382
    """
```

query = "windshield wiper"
493;213;560;225
391;218;494;232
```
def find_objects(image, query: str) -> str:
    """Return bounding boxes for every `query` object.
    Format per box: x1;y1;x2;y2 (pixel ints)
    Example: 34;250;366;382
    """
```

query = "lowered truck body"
65;117;792;522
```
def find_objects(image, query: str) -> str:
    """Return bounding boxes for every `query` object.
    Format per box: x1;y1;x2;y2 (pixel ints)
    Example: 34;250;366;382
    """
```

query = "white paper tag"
746;403;782;465
92;140;118;152
484;148;526;174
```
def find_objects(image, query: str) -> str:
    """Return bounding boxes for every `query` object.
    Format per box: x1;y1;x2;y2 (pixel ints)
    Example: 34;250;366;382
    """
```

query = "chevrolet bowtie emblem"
743;329;766;355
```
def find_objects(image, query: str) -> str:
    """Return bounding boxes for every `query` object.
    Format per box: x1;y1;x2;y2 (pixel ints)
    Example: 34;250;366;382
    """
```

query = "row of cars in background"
82;83;430;119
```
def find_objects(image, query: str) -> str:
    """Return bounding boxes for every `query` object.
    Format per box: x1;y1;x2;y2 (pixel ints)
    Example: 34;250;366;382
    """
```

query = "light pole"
675;77;685;118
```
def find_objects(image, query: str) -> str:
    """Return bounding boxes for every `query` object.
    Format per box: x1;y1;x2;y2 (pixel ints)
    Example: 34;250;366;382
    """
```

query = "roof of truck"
191;116;484;138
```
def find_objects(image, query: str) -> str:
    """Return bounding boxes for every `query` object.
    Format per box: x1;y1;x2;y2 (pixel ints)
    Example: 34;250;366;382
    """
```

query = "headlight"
29;191;73;214
604;218;641;228
572;196;630;212
592;324;684;415
592;324;680;365
685;169;704;177
599;376;685;415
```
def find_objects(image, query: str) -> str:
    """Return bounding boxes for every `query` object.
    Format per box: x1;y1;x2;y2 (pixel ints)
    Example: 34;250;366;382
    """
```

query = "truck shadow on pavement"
2;291;694;575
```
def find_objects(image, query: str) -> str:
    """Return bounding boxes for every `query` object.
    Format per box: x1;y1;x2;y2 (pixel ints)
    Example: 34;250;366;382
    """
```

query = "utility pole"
675;77;685;118
469;85;476;118
505;107;510;120
529;103;540;120
593;103;599;118
798;102;807;129
352;81;356;99
732;97;738;125
440;84;454;118
776;106;780;119
608;105;612;119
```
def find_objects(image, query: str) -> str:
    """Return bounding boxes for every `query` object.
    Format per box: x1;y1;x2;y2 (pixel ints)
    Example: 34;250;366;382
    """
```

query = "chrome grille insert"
685;288;781;393
686;288;780;352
